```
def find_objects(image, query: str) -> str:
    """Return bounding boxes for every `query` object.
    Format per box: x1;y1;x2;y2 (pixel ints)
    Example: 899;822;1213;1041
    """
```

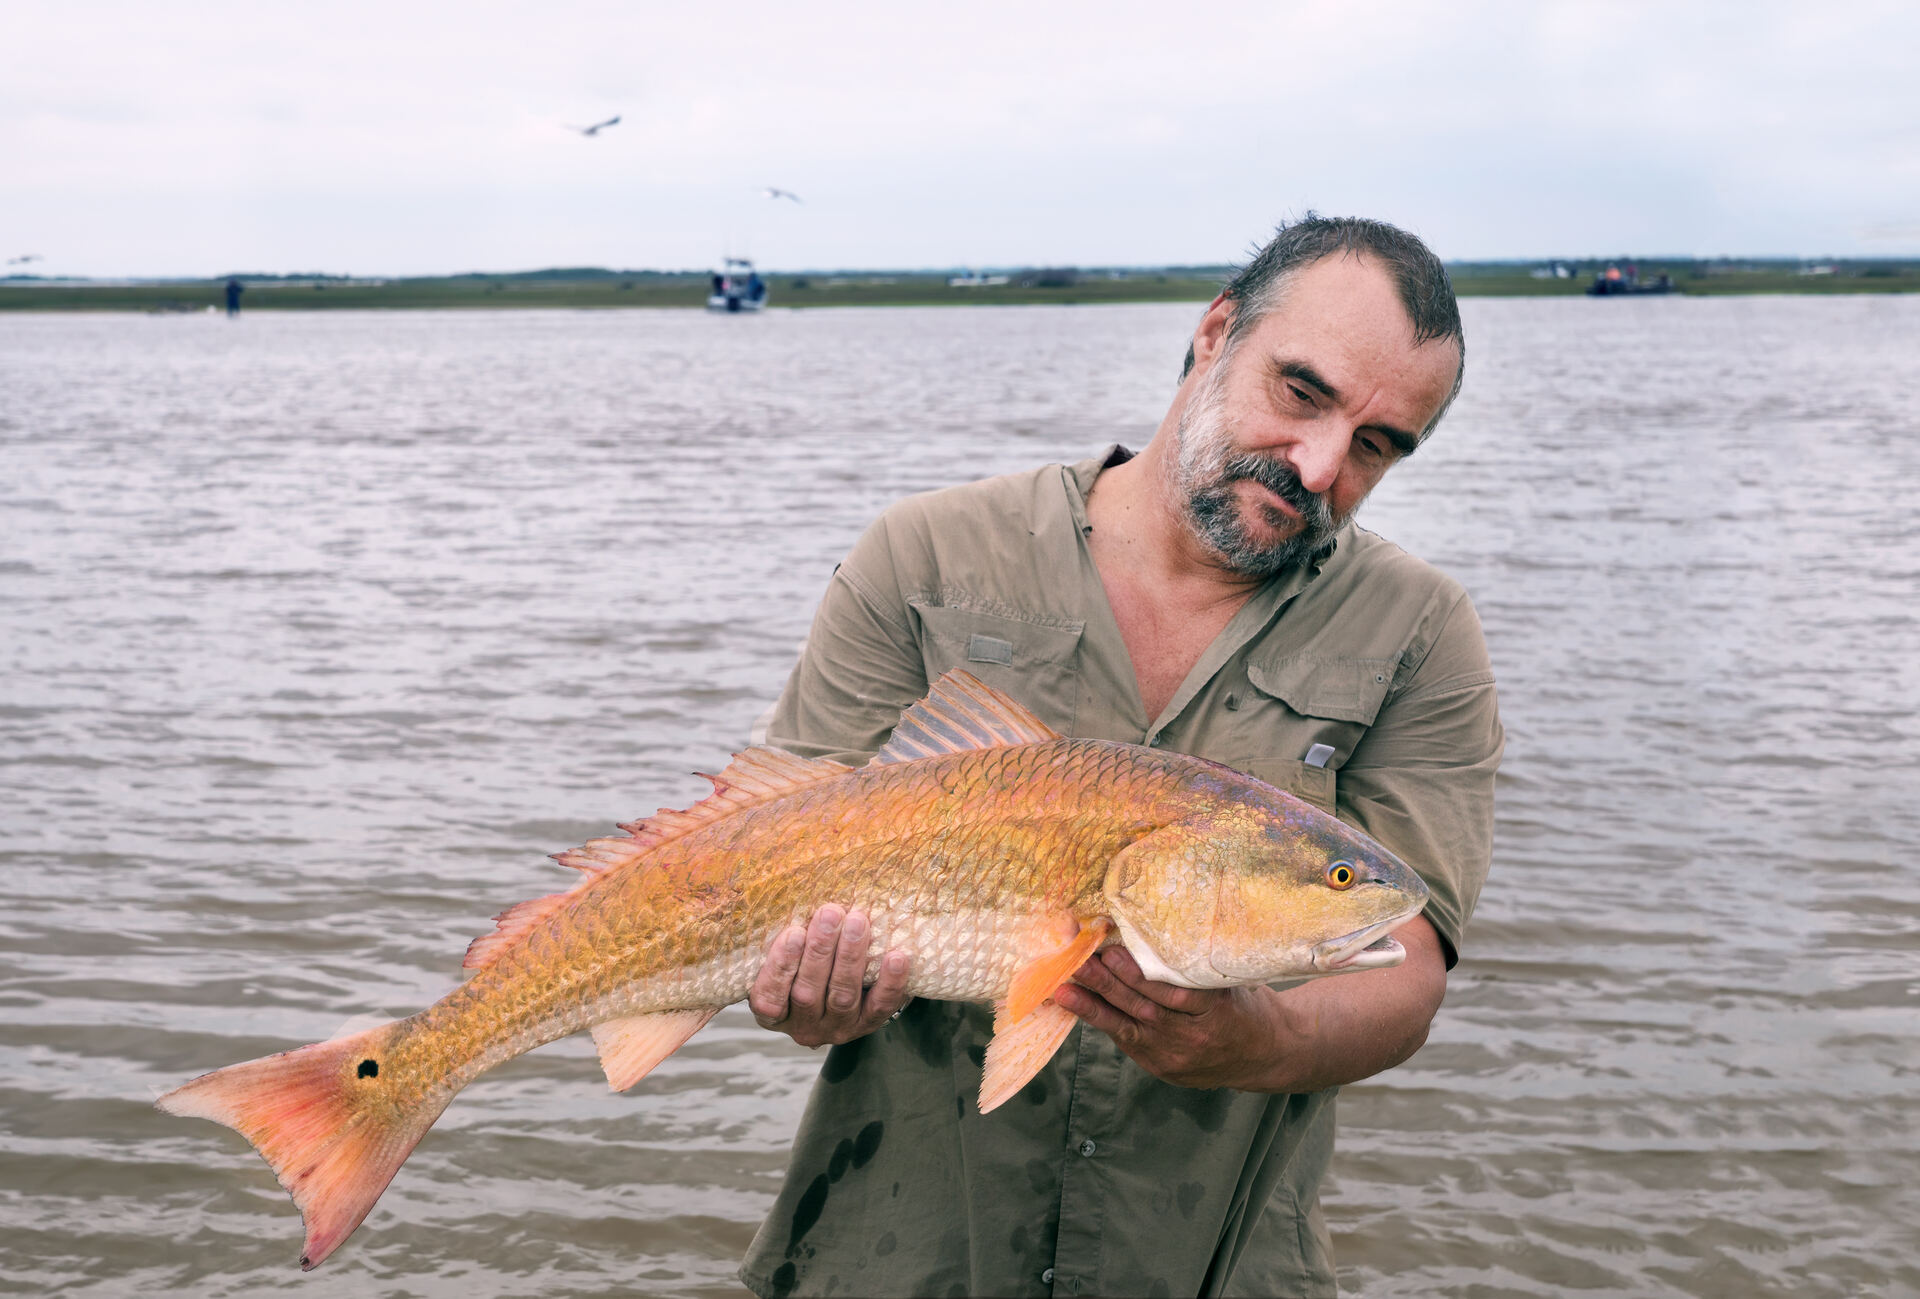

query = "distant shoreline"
4;261;1916;312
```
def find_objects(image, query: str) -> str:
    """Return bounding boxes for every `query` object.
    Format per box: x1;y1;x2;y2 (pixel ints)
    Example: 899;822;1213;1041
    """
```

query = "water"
2;299;1915;1297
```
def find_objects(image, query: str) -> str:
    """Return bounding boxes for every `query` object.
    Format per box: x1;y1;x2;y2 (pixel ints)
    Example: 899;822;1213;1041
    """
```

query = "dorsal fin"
870;669;1061;766
465;745;852;970
614;746;854;847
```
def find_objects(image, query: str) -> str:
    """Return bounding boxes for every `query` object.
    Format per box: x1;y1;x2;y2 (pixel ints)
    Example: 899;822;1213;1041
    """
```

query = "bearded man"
738;215;1503;1299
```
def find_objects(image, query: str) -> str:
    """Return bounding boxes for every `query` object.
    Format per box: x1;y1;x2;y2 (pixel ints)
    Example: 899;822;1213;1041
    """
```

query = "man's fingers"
1071;949;1166;1024
788;905;846;1014
1097;947;1214;1016
861;950;912;1025
748;926;806;1024
1052;982;1131;1040
825;911;872;1013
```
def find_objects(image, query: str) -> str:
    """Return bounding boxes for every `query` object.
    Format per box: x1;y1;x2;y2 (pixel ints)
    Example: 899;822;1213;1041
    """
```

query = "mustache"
1217;453;1334;529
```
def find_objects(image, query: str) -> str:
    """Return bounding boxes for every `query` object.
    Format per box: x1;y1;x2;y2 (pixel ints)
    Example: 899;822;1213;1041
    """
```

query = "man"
737;215;1502;1298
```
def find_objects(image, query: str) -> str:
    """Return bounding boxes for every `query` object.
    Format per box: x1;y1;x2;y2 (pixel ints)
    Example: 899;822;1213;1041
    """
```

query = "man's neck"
1086;438;1266;607
1083;439;1266;720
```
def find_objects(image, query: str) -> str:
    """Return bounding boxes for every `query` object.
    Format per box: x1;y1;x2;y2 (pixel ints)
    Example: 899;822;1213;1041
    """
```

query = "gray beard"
1173;364;1342;580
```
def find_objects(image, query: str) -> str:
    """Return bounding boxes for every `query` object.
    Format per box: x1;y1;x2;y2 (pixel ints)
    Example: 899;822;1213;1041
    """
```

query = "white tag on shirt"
1302;743;1336;768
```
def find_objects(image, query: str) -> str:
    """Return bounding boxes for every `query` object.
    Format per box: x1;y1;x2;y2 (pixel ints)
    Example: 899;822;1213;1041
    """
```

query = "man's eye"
1287;385;1314;406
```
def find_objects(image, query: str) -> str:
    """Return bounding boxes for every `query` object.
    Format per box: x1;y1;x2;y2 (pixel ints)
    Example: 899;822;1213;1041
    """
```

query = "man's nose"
1286;427;1347;496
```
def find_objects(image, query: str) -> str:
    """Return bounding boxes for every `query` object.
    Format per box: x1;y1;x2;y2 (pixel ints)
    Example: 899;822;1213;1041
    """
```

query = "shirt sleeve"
762;511;930;766
1337;590;1503;967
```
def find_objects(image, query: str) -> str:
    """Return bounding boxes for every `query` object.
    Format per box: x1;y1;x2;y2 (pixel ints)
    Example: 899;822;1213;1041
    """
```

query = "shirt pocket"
1226;656;1397;815
907;600;1086;733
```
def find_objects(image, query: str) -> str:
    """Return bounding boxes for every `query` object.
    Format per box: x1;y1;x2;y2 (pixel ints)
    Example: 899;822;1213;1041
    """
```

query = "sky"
4;0;1918;278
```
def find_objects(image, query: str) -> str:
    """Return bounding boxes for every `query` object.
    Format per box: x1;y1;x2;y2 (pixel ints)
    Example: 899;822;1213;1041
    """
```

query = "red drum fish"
158;670;1428;1268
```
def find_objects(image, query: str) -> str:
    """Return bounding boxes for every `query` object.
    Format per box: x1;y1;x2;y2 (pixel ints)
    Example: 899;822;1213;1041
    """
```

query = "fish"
156;669;1430;1270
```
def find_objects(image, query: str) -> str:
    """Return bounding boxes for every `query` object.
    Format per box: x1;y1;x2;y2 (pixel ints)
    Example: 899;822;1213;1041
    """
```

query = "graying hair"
1181;213;1466;436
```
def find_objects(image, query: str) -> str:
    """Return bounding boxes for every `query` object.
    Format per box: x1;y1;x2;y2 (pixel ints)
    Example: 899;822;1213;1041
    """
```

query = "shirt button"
1078;1138;1097;1157
1041;1267;1056;1285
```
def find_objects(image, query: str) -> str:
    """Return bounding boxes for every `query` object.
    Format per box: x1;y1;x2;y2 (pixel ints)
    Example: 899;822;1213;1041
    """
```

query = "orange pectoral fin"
1005;916;1113;1023
980;1000;1079;1113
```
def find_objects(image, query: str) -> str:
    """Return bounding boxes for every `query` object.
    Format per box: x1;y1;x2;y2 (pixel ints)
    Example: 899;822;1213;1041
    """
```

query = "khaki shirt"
740;450;1502;1299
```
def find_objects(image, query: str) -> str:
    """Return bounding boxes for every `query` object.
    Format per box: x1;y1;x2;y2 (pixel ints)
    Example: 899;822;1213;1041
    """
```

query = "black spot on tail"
357;1059;379;1079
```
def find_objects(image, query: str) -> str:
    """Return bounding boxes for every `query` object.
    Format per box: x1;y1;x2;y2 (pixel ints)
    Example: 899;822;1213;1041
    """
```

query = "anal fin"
1005;916;1112;1023
980;1001;1079;1113
590;1009;718;1092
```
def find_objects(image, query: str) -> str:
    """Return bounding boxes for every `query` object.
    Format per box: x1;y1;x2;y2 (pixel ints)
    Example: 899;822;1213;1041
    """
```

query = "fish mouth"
1311;918;1413;973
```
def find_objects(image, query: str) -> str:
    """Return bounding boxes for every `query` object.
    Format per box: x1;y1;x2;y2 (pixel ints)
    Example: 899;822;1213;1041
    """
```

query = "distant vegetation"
3;258;1915;312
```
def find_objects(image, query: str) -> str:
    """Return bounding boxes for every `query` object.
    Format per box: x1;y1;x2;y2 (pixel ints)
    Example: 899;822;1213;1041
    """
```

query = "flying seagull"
7;253;43;265
566;115;621;137
763;187;803;203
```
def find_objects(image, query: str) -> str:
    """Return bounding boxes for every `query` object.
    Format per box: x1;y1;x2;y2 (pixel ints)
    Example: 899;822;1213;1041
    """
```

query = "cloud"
4;0;1917;274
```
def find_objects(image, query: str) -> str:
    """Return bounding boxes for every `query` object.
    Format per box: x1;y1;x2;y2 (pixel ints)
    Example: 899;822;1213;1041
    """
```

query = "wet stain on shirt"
1176;1181;1205;1219
788;1174;830;1254
821;1037;865;1084
853;1120;884;1168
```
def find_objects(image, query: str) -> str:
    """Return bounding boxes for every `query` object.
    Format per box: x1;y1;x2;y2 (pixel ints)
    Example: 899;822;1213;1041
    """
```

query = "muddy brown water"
2;298;1916;1297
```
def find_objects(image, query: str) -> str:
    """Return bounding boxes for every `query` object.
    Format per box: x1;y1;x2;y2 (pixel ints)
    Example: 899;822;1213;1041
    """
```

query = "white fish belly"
575;905;1072;1022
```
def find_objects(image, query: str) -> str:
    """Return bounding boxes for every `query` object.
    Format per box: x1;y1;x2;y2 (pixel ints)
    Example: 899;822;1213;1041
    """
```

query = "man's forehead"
1238;255;1460;423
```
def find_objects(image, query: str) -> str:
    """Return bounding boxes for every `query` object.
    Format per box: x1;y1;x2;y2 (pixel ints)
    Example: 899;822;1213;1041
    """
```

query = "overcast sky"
5;0;1917;277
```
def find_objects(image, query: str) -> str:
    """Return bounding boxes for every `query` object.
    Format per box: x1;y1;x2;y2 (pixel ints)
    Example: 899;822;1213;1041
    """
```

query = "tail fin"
156;1020;449;1270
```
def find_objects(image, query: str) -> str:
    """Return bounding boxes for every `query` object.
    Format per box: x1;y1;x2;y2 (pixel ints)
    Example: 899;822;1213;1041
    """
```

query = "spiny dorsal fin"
466;746;852;970
870;669;1061;766
616;746;854;846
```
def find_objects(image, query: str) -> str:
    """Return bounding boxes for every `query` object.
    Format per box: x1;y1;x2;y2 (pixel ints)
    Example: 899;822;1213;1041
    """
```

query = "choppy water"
2;298;1915;1298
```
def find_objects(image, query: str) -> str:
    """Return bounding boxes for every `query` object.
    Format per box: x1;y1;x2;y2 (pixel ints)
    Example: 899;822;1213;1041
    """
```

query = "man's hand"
1053;916;1448;1094
1052;947;1282;1090
747;904;911;1048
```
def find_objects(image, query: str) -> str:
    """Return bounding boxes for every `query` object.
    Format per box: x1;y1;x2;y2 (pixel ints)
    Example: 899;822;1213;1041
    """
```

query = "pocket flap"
909;601;1086;666
1238;758;1337;814
1246;656;1394;725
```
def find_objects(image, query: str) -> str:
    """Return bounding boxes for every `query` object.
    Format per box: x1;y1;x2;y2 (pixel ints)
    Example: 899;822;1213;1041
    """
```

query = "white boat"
706;257;768;312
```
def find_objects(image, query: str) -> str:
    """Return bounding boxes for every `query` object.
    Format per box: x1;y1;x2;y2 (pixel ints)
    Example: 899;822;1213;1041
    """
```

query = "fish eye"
1327;861;1356;889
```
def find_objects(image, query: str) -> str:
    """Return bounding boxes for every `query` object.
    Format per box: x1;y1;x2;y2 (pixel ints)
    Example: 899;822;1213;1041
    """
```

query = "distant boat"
707;258;768;313
1587;264;1675;296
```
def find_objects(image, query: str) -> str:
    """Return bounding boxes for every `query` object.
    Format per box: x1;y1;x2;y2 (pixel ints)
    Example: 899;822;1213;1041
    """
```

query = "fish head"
1102;794;1429;988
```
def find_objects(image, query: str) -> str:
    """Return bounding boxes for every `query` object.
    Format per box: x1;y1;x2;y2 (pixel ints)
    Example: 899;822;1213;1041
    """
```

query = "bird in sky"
566;116;621;137
7;253;43;265
763;187;803;203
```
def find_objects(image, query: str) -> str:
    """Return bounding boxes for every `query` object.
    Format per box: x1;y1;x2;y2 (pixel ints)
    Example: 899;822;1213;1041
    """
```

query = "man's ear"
1189;293;1234;375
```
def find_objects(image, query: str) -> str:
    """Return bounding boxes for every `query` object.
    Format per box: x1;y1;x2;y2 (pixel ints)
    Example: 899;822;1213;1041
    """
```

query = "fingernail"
818;907;843;933
844;914;867;940
783;930;805;957
885;952;907;975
